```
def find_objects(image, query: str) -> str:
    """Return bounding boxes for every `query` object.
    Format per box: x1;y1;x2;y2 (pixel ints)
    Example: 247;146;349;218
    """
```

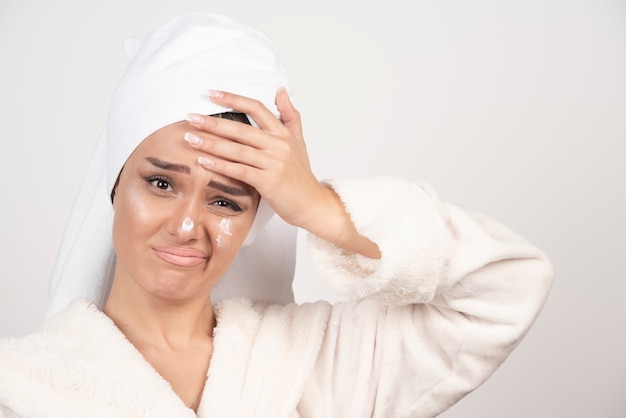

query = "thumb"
276;87;303;138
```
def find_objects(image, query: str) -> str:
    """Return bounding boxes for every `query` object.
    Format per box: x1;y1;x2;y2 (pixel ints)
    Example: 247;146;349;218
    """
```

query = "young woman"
0;12;552;417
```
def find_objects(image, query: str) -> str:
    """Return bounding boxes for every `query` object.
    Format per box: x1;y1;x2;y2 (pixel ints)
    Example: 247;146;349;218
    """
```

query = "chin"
146;273;211;302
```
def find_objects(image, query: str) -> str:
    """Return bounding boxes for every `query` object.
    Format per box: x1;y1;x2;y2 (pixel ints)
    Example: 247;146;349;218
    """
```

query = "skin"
104;89;380;410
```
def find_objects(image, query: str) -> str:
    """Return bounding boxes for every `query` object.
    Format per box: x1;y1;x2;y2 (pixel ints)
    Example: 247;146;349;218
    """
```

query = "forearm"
298;184;381;260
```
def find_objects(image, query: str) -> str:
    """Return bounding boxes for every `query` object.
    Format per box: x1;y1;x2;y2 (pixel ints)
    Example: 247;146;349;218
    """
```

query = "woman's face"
111;120;260;302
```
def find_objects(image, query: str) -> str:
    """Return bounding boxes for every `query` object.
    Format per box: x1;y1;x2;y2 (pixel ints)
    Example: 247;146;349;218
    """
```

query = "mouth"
152;246;209;268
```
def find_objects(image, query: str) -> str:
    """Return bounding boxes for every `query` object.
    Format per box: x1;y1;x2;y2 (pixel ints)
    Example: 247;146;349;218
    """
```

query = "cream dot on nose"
181;217;194;232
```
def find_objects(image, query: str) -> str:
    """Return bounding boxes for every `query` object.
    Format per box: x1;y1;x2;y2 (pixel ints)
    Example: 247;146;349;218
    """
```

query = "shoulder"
214;297;335;340
0;298;112;379
0;298;104;358
213;297;390;374
0;299;189;416
0;299;112;415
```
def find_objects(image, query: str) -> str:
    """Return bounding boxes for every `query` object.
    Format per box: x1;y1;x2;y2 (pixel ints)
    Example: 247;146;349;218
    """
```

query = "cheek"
211;216;253;249
215;218;232;248
112;188;159;249
215;218;235;249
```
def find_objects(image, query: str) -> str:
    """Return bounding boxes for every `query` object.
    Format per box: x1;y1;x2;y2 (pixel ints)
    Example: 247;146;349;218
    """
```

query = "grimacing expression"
111;120;260;301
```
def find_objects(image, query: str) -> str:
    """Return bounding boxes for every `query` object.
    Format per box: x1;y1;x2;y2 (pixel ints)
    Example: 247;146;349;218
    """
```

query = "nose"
166;199;204;242
181;217;195;233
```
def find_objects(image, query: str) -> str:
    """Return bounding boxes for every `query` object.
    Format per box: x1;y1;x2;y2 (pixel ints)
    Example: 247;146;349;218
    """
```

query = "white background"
1;0;624;416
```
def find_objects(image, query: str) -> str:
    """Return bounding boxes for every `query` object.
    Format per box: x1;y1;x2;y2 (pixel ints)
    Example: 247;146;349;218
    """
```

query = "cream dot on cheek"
215;218;233;248
218;218;233;236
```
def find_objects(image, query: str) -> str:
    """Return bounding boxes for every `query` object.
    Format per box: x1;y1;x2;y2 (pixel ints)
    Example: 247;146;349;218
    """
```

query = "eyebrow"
208;180;252;197
145;157;251;197
146;157;190;174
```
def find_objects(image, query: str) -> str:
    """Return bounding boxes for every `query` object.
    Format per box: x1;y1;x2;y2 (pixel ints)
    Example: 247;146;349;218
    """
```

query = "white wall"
1;0;624;416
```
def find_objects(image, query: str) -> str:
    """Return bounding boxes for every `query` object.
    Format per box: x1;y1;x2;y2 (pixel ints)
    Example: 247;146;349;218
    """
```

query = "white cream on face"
181;217;194;233
215;218;233;248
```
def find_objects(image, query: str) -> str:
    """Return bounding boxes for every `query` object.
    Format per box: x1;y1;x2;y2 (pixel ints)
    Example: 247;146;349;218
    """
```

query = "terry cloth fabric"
1;176;554;417
46;12;297;318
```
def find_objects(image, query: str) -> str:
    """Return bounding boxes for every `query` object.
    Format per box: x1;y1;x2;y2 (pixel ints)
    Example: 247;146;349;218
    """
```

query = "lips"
152;246;208;267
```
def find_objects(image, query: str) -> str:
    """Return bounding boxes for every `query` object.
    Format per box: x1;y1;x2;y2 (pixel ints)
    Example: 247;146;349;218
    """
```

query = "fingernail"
186;113;204;126
184;133;202;145
277;86;287;94
208;89;224;99
198;156;214;168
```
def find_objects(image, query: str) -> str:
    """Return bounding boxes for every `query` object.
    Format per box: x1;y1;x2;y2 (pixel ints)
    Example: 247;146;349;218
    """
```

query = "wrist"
300;183;381;259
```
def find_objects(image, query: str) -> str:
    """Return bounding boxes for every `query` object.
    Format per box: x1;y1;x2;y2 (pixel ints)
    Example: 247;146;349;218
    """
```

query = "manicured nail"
184;133;202;145
186;113;204;126
198;156;214;168
208;89;224;99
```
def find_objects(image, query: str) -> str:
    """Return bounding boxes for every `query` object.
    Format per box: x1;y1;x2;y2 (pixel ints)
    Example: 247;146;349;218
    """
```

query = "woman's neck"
103;276;216;349
103;276;215;411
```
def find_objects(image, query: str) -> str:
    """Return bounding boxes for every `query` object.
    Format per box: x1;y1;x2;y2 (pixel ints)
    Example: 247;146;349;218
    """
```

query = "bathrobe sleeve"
298;177;553;418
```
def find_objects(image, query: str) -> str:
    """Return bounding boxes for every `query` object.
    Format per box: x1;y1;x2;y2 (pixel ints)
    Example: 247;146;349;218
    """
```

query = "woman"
0;12;552;417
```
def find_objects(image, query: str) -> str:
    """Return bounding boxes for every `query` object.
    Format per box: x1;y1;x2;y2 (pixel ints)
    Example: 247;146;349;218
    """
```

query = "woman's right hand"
184;89;380;259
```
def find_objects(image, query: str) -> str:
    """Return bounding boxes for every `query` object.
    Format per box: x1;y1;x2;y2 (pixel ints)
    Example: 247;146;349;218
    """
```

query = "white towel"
47;12;297;318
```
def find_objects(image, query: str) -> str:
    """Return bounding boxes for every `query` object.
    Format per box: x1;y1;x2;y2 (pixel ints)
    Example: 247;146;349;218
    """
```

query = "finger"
185;113;270;149
184;133;271;169
275;87;303;139
207;90;286;132
197;154;263;191
182;123;239;144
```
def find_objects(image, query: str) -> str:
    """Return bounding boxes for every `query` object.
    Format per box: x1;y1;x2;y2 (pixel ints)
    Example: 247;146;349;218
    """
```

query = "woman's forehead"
129;121;258;197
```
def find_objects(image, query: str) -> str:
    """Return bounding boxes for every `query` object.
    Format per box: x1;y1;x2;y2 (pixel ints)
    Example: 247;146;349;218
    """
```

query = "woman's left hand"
185;89;380;258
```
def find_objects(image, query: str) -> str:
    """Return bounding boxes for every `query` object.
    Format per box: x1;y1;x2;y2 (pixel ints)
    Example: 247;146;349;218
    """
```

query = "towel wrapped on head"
47;12;297;318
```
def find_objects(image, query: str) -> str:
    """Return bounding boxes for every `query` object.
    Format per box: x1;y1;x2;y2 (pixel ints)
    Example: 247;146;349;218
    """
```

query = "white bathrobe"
0;177;553;417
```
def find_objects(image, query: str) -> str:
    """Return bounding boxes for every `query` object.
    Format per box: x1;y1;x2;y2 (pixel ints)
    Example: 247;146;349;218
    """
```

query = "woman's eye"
147;176;173;191
212;198;242;212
